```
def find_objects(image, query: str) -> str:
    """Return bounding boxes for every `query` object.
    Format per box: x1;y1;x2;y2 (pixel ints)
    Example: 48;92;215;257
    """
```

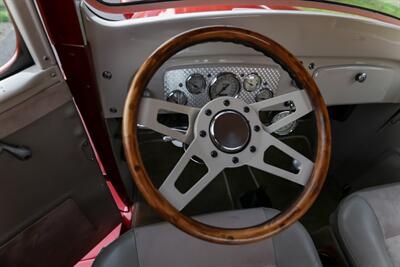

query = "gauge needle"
218;84;230;96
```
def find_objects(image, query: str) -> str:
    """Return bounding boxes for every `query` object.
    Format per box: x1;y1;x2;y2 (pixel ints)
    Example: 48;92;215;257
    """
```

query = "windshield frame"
87;0;399;24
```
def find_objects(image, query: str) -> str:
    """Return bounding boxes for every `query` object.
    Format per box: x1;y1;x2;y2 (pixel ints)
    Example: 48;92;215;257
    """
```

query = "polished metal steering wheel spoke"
137;98;200;144
159;138;224;211
247;131;314;185
250;90;313;134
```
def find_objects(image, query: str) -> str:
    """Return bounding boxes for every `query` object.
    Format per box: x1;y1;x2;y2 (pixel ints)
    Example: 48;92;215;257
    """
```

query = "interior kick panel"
0;199;95;267
0;101;120;266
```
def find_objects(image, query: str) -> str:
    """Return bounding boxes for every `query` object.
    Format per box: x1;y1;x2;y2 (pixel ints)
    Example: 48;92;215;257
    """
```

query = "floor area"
137;124;342;234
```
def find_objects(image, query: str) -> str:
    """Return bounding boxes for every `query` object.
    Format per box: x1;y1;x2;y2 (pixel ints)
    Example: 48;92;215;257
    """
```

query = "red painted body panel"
120;3;298;19
36;0;131;206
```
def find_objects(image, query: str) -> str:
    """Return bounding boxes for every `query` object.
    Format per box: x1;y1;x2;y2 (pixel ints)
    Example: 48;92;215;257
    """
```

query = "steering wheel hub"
210;110;250;153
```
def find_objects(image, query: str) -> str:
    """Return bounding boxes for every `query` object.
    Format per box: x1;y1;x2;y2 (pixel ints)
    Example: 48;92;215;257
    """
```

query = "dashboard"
82;6;400;119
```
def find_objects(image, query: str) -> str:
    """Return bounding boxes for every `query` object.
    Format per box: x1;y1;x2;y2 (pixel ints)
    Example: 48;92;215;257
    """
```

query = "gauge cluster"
163;65;280;107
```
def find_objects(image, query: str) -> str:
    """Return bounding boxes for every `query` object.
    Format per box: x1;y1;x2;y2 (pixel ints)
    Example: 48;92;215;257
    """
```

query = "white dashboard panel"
81;5;400;118
314;65;396;105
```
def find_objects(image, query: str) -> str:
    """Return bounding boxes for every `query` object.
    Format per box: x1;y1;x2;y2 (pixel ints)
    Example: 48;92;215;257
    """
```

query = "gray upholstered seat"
93;207;321;267
335;183;400;267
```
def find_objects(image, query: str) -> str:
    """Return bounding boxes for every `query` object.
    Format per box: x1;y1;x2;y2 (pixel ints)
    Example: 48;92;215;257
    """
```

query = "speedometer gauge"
209;73;240;100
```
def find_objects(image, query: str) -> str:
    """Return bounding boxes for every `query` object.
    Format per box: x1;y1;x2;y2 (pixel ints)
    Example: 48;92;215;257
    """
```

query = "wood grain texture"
123;26;331;244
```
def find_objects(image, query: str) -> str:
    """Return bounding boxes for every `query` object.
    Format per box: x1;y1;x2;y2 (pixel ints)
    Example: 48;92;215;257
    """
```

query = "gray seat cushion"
335;183;400;267
94;208;321;267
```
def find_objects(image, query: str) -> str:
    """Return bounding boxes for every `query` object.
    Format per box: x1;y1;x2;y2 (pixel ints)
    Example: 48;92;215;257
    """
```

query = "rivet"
232;157;239;164
223;100;230;106
205;109;212;116
211;151;218;158
244;106;250;113
250;146;256;152
103;71;112;80
355;72;367;83
200;130;207;137
254;125;261;132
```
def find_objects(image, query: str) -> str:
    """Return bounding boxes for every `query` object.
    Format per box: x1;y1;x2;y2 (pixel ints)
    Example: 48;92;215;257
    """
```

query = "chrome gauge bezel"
243;73;262;92
255;88;274;102
186;73;206;95
208;72;241;100
271;111;298;136
167;90;188;105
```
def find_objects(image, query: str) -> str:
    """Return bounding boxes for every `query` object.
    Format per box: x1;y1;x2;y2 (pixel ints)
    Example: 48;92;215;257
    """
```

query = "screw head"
232;157;239;164
244;106;250;113
211;151;218;158
200;130;207;137
254;125;261;132
355;72;367;83
223;100;230;106
102;71;112;80
250;146;256;152
205;109;212;116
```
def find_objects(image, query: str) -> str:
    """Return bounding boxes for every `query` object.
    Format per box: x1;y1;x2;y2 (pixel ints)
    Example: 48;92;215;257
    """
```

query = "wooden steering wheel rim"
123;26;331;244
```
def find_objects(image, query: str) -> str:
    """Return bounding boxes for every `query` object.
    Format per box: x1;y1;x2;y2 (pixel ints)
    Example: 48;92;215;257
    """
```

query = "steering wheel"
123;26;331;244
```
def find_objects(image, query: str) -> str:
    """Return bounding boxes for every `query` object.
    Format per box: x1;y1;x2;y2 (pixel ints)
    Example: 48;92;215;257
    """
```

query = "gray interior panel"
0;100;120;266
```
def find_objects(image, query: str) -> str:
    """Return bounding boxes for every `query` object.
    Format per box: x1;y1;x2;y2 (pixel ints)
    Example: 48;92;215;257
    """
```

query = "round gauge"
255;88;274;102
209;72;241;100
167;90;188;105
271;111;297;136
186;73;206;94
243;73;262;92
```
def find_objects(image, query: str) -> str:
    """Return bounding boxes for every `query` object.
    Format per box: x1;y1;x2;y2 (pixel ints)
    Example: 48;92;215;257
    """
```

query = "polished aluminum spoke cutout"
137;98;200;144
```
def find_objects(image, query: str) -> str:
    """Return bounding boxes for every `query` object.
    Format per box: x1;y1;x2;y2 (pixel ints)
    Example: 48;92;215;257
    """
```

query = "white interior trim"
82;6;400;118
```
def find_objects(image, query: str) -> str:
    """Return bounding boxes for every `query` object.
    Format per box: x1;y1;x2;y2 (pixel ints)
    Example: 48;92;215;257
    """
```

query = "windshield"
98;0;400;19
325;0;399;18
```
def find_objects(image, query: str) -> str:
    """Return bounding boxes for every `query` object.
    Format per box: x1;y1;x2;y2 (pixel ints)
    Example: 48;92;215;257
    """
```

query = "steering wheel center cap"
209;110;251;153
